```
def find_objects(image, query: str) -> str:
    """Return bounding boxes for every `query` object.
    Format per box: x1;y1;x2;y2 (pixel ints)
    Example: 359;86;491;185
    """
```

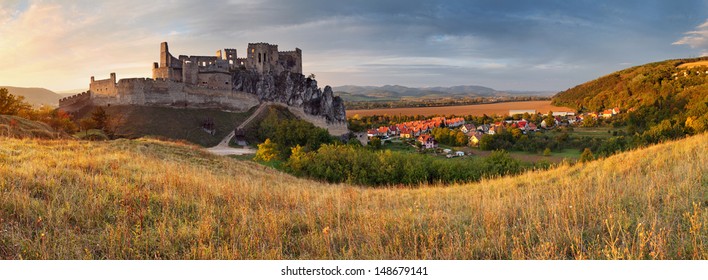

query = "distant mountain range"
0;86;86;107
332;85;554;102
1;86;62;107
2;83;554;107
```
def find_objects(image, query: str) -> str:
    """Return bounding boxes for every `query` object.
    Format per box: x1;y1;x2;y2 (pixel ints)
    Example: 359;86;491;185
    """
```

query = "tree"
286;144;307;175
49;109;78;134
455;131;468;146
543;111;556;128
0;88;31;115
579;148;595;163
543;147;551;156
79;118;98;131
91;106;109;130
479;134;495;150
369;137;382;149
254;138;279;162
347;137;363;146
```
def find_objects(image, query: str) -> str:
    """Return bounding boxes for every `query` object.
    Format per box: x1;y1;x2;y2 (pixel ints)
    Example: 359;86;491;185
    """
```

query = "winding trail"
205;103;272;156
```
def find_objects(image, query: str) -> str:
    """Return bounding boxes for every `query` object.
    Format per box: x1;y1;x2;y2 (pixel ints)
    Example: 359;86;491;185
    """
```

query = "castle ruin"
59;42;346;134
150;42;302;88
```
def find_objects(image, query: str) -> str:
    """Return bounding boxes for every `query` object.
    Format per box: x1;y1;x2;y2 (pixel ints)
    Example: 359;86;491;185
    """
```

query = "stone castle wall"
85;77;260;112
58;92;92;112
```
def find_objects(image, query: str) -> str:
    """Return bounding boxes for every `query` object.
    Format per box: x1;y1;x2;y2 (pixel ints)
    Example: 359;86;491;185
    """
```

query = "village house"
444;117;465;127
460;123;476;134
477;124;490;134
468;131;484;146
399;128;413;139
527;123;538;132
601;109;614;118
417;134;438;149
377;126;390;137
489;124;505;135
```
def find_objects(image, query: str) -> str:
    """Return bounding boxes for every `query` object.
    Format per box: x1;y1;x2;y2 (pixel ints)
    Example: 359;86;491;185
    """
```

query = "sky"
1;0;708;92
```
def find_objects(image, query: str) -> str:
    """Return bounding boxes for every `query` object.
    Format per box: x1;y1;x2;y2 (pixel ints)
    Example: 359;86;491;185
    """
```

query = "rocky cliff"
232;70;346;124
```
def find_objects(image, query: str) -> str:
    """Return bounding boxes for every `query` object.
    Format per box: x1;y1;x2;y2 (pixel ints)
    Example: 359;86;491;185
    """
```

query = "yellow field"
677;61;708;68
346;101;575;117
0;134;706;259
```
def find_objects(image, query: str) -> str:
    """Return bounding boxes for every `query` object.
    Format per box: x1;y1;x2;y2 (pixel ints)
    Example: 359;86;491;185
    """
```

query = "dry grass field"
677;61;708;68
0;134;706;259
346;101;575;117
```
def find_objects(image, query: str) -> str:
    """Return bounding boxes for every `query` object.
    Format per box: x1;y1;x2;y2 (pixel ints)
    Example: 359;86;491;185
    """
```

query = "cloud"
673;19;708;56
0;0;707;91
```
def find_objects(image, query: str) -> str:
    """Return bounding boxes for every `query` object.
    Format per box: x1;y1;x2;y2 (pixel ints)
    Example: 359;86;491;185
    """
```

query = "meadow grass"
0;134;706;259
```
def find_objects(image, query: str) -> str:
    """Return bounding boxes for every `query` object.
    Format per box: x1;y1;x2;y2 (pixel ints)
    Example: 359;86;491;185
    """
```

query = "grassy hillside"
0;135;705;259
0;115;63;139
74;105;256;147
553;57;708;111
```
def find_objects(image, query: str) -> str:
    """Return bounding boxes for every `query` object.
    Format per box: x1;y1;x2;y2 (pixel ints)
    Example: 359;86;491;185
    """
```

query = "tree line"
284;144;530;186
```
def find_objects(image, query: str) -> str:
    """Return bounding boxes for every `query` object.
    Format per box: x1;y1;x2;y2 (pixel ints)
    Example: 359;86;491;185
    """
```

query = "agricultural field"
346;101;575;117
677;61;708;68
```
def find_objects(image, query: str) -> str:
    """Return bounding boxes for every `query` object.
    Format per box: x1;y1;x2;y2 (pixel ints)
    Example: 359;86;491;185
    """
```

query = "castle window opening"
258;53;261;63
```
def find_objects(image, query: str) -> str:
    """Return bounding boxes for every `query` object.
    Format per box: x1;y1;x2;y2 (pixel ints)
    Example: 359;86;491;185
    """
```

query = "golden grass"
0;134;706;259
346;100;575;117
677;61;708;68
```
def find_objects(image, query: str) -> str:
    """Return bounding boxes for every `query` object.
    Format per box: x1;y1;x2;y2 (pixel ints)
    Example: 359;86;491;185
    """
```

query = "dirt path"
205;103;272;156
205;145;255;156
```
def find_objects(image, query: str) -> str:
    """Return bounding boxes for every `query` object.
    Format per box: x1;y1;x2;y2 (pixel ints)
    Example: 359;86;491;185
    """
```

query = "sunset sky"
1;0;708;92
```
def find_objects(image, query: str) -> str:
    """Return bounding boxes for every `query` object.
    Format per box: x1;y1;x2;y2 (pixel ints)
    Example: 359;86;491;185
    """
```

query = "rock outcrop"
232;70;346;123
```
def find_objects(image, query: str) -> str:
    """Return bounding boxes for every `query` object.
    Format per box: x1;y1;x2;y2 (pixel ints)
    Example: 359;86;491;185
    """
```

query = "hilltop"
0;133;705;259
552;57;708;132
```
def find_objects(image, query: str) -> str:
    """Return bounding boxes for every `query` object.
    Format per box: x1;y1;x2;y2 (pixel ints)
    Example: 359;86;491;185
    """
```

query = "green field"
569;127;627;138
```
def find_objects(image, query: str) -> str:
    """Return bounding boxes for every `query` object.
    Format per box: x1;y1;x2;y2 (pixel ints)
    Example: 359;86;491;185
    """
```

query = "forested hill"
552;57;708;133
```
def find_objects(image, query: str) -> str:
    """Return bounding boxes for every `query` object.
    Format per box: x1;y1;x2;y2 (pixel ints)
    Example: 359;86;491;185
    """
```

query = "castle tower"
246;43;279;74
153;42;182;82
224;48;238;69
160;42;170;67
